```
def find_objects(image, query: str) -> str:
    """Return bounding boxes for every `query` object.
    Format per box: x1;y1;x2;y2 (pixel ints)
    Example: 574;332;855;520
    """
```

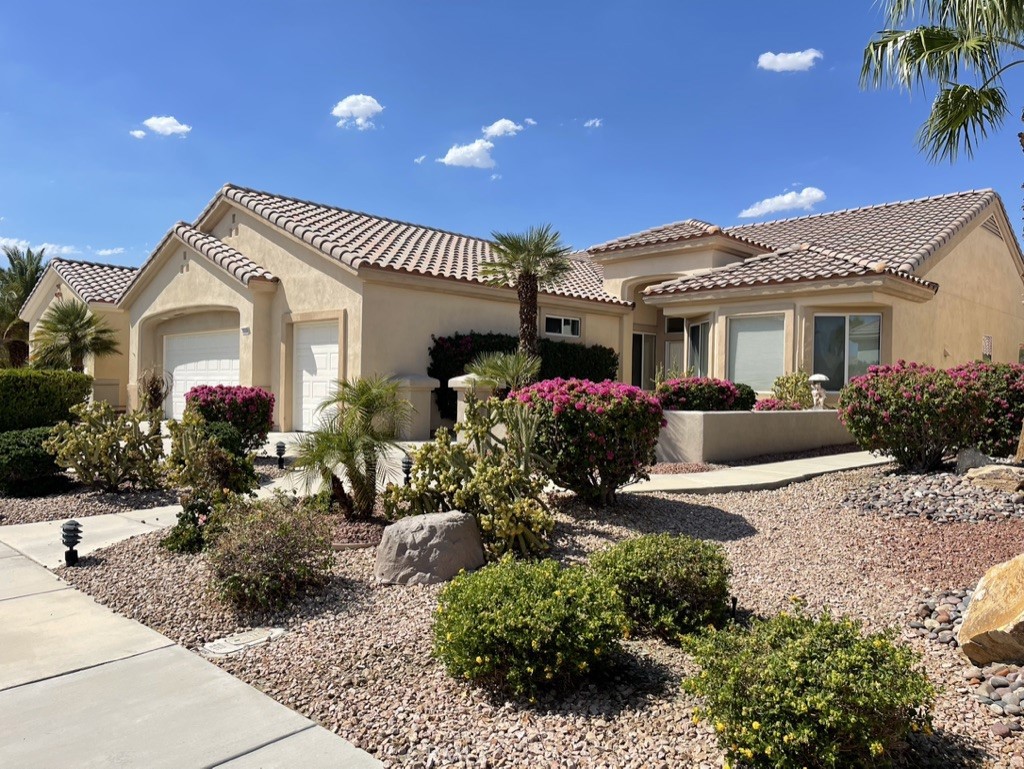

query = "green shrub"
427;331;619;420
0;369;92;431
204;421;245;458
512;378;663;506
590;534;731;641
655;377;749;411
683;607;934;769
45;403;163;492
770;371;813;409
0;427;64;495
947;361;1024;457
208;492;335;611
838;361;980;472
433;558;628;697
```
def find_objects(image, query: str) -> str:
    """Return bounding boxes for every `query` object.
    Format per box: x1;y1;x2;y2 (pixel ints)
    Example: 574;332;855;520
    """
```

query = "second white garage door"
293;322;339;431
164;331;240;419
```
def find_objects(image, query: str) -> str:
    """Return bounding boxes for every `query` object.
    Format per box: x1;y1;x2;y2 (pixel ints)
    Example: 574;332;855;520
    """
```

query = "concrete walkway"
0;539;380;768
624;450;893;494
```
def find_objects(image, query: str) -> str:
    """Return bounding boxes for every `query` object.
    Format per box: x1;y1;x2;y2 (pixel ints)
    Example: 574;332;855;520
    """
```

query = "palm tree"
862;0;1024;161
30;299;120;372
0;245;47;365
466;350;541;395
291;375;413;518
481;224;573;356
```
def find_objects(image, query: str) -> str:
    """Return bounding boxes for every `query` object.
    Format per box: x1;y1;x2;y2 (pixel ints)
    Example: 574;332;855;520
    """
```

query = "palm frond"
919;82;1008;160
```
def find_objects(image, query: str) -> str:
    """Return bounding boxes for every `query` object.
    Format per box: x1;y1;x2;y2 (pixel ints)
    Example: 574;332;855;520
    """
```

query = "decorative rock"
957;447;993;475
960;552;1024;666
992;722;1013;738
374;511;485;586
965;465;1024;493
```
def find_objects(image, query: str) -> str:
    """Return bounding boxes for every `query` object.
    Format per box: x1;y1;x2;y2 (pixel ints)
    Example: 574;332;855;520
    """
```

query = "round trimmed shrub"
753;397;804;412
947;361;1024;457
0;427;64;496
838;361;981;472
512;378;663;506
684;608;934;769
0;369;92;431
433;558;628;697
185;385;274;453
655;377;748;411
591;534;731;641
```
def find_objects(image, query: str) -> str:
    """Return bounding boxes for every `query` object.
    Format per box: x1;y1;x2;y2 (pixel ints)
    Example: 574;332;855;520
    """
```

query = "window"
632;333;657;390
813;314;881;388
666;317;686;334
727;315;785;391
688;321;710;377
544;315;580;337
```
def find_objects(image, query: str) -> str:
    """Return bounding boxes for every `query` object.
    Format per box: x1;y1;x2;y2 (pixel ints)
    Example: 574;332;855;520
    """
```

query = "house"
20;185;1024;436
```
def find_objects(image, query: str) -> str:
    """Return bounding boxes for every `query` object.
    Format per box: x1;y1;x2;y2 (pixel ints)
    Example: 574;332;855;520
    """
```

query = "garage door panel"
164;331;241;419
293;322;339;431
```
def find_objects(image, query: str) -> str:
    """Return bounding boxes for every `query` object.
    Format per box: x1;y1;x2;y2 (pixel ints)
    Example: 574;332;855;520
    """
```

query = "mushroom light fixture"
62;520;82;566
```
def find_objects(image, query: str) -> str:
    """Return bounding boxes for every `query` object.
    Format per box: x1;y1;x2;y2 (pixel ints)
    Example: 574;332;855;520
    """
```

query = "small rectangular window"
666;317;685;334
544;316;580;337
813;314;882;387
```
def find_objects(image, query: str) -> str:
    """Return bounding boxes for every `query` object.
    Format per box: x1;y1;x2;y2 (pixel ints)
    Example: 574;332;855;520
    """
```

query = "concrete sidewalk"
0;542;380;768
624;450;892;494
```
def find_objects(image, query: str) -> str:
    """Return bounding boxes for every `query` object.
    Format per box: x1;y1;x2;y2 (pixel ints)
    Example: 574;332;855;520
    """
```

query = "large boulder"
964;465;1024;493
959;552;1024;666
374;511;485;586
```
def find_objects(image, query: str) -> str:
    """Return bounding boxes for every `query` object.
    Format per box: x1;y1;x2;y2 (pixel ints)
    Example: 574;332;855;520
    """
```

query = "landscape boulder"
956;448;992;475
959;552;1024;666
964;465;1024;493
374;511;485;586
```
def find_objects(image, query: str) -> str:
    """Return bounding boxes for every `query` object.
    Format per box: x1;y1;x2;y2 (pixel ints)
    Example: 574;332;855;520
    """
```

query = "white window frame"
543;315;581;338
813;313;882;390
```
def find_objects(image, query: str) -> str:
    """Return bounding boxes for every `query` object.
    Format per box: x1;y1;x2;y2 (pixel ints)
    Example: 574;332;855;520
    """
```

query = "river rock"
374;511;485;586
959;552;1024;666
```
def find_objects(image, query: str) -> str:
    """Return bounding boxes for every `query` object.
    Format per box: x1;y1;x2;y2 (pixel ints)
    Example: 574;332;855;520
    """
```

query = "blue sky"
1;1;1022;268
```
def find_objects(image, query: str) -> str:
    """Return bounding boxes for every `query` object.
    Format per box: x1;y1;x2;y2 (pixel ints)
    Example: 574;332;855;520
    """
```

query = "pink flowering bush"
947;361;1024;457
655;377;753;411
513;378;664;506
185;385;275;453
753;397;804;412
838;361;981;472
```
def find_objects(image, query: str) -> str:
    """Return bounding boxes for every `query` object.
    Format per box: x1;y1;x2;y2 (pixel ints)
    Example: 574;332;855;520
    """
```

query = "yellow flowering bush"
683;607;933;768
432;558;628;697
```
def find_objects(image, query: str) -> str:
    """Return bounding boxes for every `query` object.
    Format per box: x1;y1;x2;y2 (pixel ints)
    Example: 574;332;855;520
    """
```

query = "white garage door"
164;331;240;419
293;322;339;431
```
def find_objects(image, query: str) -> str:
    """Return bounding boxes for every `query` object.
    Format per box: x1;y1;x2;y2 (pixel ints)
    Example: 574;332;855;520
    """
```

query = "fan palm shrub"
30;299;119;372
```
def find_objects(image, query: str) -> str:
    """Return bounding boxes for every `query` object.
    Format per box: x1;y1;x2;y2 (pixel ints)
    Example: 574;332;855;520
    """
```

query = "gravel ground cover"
843;470;1024;522
0;484;178;526
647;444;859;476
58;467;1024;768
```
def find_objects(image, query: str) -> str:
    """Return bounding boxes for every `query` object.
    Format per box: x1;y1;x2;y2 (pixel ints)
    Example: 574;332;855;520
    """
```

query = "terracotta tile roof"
172;223;278;285
588;219;725;253
49;258;137;303
216;184;629;306
646;244;940;297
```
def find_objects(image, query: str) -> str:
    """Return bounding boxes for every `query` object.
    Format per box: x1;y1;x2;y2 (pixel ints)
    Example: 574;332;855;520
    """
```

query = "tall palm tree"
862;0;1024;161
291;375;413;518
30;299;120;372
481;224;573;356
0;245;47;365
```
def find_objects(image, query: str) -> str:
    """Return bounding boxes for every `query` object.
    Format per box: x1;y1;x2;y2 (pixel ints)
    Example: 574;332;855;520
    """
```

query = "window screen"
728;315;785;391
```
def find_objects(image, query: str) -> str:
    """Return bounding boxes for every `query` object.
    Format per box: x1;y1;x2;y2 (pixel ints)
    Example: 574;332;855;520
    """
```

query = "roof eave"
643;274;937;305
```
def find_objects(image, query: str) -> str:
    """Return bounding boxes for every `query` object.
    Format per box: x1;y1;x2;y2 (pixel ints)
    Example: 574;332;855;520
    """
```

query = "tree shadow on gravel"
895;729;987;768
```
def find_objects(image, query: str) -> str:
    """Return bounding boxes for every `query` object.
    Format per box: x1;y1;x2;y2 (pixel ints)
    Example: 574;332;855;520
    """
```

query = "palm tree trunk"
518;274;539;356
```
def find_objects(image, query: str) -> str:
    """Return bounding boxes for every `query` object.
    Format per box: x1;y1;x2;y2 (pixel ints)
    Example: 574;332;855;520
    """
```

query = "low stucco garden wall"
656;410;855;464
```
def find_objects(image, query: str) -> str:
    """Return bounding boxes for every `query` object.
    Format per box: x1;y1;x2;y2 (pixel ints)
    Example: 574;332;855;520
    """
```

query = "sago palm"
291;375;412;518
481;224;573;356
30;299;120;372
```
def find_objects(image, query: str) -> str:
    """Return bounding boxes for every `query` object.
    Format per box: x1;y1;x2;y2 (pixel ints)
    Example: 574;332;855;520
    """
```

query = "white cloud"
414;155;426;164
436;139;496;169
94;247;125;257
331;94;384;130
129;129;146;139
0;237;29;250
524;118;537;126
757;48;823;72
482;118;522;138
584;118;602;128
739;187;827;219
490;174;502;181
142;116;192;137
37;242;79;256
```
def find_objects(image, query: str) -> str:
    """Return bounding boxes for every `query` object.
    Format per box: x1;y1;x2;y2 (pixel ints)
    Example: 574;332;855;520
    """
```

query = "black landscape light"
62;520;82;566
275;441;286;469
401;454;413;486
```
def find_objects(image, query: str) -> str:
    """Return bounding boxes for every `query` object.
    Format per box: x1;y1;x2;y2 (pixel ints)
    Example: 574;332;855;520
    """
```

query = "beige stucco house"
21;185;1024;436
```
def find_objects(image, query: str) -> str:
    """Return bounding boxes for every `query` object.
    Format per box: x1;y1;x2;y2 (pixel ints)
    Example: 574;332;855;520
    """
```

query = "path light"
275;441;286;469
808;373;829;410
401;454;413;486
62;520;82;566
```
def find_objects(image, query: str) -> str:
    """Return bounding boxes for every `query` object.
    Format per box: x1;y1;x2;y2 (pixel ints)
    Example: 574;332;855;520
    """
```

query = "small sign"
202;627;285;657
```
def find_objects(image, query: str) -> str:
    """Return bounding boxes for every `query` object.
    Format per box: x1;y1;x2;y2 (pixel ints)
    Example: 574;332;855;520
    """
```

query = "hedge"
428;331;619;420
0;427;64;495
0;369;93;431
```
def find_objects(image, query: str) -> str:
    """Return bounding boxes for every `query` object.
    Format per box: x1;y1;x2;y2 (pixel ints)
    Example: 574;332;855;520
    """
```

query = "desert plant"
838;361;981;471
0;369;92;431
0;427;64;495
45;402;163;492
184;385;274;453
590;534;731;641
292;375;412;519
948;361;1024;457
512;378;663;506
208;492;335;610
770;371;813;409
30;299;120;372
684;607;934;769
466;350;541;394
433;557;628;697
138;367;172;414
